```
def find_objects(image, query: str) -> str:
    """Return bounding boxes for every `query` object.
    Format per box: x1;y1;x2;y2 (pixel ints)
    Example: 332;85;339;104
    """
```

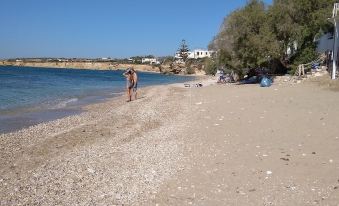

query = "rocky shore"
0;84;194;205
0;61;160;73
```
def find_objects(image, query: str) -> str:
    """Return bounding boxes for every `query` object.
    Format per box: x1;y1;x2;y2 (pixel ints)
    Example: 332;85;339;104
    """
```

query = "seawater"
0;66;193;133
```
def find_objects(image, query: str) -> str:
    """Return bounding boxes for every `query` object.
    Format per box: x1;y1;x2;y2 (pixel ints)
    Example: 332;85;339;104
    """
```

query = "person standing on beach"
123;68;134;102
123;68;138;102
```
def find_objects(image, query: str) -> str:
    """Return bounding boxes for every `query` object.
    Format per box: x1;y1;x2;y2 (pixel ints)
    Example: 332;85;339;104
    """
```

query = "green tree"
209;0;335;76
177;39;190;62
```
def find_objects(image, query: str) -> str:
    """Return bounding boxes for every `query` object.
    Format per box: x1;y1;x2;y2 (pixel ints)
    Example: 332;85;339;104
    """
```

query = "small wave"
111;91;124;95
51;98;79;109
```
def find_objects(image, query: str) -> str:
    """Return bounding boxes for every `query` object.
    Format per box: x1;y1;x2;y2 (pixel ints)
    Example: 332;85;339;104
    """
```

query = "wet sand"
1;78;339;205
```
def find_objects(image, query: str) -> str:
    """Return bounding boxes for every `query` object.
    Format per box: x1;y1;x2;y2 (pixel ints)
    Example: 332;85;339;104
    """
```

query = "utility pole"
331;3;339;79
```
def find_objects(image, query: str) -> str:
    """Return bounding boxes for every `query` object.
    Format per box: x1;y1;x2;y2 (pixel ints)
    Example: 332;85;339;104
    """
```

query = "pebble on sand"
266;171;272;175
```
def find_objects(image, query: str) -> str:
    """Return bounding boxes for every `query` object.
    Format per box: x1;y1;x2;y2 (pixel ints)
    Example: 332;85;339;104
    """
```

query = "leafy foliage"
203;58;218;75
209;0;335;76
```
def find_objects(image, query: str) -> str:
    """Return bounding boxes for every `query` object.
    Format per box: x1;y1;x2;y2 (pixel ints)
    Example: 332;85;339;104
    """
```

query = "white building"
188;49;214;59
141;58;159;64
316;33;334;53
175;49;214;60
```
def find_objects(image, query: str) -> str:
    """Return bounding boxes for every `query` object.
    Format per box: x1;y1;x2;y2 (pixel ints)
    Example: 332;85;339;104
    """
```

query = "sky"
0;0;272;59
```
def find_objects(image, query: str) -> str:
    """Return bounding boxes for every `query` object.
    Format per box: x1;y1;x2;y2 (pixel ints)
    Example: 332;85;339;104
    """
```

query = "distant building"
188;49;214;59
142;58;159;64
175;49;214;60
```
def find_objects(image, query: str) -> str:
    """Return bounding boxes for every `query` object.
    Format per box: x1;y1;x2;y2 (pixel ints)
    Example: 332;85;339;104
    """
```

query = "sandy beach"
1;77;339;205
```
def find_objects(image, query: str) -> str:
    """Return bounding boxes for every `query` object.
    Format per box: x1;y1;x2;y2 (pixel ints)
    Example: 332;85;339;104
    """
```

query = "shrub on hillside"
186;66;195;74
203;58;217;75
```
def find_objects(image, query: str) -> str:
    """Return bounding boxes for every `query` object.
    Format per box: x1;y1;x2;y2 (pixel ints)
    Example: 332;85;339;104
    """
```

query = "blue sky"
0;0;272;59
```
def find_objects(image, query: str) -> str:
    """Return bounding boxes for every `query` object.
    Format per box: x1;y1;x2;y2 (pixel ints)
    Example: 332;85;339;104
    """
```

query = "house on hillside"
175;49;214;60
141;57;159;64
187;49;214;59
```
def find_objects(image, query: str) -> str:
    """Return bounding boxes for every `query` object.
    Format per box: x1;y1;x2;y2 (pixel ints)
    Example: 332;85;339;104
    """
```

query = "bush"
186;66;195;74
204;58;218;75
291;46;318;66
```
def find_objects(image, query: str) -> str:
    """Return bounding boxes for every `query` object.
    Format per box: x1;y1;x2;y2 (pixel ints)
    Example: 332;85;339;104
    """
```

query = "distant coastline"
0;60;207;76
0;60;161;73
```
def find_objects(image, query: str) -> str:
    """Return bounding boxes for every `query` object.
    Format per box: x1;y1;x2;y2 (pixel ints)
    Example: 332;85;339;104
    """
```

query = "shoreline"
0;62;208;76
0;66;200;134
0;81;197;205
0;61;161;73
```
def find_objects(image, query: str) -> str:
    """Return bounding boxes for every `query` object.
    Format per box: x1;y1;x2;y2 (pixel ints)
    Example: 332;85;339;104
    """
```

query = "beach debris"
312;152;316;154
195;83;203;87
262;154;268;157
214;124;220;126
260;77;272;87
195;102;203;105
302;153;307;157
329;159;333;163
266;171;272;175
280;158;289;161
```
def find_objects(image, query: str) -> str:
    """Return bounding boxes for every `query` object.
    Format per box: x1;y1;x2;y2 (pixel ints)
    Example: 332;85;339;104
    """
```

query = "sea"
0;66;194;133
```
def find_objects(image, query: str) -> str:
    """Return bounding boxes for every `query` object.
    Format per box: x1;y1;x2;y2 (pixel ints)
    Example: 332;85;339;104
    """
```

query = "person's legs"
133;83;138;100
127;88;132;102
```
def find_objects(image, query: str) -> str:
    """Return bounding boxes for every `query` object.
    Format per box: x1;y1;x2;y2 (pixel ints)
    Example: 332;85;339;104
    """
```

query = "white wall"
187;50;213;59
316;33;334;53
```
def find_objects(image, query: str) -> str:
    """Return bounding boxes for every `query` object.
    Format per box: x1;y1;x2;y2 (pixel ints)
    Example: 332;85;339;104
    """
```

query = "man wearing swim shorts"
123;68;138;102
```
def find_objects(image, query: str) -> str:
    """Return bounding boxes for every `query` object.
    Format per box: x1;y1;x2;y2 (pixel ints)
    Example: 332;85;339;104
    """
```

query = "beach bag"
260;77;272;87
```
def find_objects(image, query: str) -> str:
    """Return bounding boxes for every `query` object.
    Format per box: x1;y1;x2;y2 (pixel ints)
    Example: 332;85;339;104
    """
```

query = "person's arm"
133;73;138;84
